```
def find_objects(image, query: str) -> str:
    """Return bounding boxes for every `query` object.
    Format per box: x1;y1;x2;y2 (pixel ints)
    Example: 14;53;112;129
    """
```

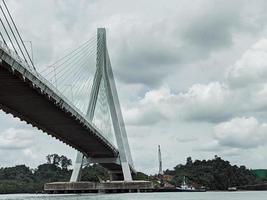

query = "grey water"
0;192;266;200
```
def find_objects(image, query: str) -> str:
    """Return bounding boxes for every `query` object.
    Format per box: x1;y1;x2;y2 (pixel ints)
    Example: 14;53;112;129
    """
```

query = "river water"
0;192;266;200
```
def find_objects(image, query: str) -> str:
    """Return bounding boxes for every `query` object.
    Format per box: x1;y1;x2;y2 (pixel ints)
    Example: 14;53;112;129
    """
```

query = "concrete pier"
44;181;153;193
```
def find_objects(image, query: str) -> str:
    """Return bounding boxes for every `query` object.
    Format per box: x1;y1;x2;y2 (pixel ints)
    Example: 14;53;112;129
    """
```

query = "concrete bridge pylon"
70;28;134;182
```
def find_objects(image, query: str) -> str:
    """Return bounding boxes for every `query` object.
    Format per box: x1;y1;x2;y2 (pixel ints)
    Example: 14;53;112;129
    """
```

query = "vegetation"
164;156;262;190
133;172;149;181
0;154;265;193
251;169;267;181
0;154;110;194
81;165;109;182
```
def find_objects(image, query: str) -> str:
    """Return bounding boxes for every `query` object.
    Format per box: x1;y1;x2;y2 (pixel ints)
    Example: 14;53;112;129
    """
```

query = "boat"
175;176;206;192
176;176;196;191
228;187;237;191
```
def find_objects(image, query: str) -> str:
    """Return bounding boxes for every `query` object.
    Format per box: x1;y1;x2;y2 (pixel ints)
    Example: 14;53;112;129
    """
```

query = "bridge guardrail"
0;41;118;153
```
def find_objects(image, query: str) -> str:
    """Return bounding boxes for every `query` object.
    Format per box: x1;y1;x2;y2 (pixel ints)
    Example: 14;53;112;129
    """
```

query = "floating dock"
44;181;154;193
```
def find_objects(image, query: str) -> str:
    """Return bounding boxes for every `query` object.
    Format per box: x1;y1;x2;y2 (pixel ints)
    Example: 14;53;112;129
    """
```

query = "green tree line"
0;154;264;193
164;156;263;190
0;154;109;194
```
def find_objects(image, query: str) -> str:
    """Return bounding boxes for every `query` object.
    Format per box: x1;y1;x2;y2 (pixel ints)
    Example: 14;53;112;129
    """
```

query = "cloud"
195;117;267;158
226;38;267;88
194;140;242;157
181;1;241;55
254;83;267;110
0;128;35;150
125;82;231;125
178;82;232;122
176;137;198;143
214;117;267;149
23;148;37;159
108;15;180;86
2;0;267;173
124;87;172;125
107;0;258;87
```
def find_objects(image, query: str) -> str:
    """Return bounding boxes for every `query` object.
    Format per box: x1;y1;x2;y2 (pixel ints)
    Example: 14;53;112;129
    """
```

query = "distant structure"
158;145;163;175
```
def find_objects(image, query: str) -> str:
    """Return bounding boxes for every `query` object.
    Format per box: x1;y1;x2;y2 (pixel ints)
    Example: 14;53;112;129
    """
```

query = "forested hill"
164;156;262;190
0;154;109;194
0;154;265;193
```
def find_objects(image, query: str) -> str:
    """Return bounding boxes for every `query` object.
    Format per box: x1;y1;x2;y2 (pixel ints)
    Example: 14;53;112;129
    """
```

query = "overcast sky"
1;0;267;174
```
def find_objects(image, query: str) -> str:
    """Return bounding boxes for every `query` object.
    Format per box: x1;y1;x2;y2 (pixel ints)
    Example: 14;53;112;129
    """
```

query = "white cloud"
0;128;35;150
179;82;231;121
23;148;37;159
124;87;173;125
214;117;267;149
125;82;231;125
226;38;267;88
254;83;267;109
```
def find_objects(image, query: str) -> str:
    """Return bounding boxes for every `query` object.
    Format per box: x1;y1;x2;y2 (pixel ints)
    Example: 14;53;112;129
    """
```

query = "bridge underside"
0;49;119;161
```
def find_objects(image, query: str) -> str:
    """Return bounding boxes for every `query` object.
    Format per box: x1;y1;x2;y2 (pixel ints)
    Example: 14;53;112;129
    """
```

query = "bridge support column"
70;28;134;182
100;28;133;181
70;152;83;182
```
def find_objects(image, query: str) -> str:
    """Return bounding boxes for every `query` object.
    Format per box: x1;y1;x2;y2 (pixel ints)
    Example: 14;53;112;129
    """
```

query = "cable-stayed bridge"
0;1;134;182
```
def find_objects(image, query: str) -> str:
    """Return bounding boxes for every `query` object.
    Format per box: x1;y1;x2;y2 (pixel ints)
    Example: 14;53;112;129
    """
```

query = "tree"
0;154;74;194
60;155;72;170
46;154;61;167
133;172;149;181
52;154;60;166
81;164;109;182
165;155;261;190
46;155;52;164
186;157;193;166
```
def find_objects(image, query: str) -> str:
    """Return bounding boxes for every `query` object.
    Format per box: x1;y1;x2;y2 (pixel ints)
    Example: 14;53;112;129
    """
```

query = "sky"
1;0;267;174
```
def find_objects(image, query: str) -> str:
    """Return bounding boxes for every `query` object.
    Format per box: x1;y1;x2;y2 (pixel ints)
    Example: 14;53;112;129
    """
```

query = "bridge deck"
0;47;119;159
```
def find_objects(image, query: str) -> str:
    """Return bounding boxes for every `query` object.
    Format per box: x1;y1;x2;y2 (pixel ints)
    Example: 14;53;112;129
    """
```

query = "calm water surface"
0;192;266;200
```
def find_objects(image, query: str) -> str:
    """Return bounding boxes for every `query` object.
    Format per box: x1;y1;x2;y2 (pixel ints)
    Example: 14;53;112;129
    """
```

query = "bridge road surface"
0;45;125;174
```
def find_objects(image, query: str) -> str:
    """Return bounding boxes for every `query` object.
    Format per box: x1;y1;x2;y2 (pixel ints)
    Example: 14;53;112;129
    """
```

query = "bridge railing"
0;40;117;150
0;40;77;112
0;41;35;74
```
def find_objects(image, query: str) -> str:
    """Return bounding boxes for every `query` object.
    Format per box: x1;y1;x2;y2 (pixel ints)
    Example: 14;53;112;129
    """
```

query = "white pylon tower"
158;145;163;175
70;28;134;182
